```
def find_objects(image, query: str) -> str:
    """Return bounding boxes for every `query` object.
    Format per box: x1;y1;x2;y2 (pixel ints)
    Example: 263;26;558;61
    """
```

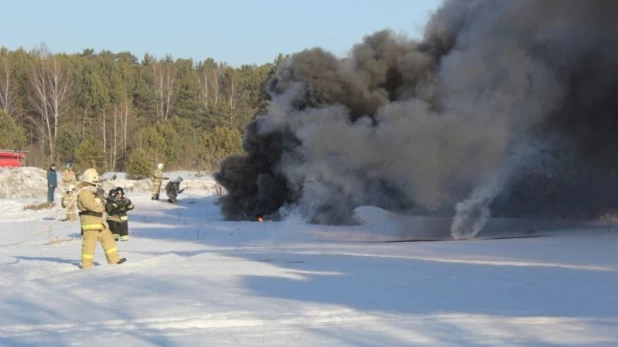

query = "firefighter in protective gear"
61;185;77;221
106;187;134;241
76;168;126;269
62;162;77;189
166;177;184;204
151;163;169;200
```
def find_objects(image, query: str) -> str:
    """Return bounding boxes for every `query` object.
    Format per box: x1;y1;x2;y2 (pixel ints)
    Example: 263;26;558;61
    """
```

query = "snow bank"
98;170;222;195
0;168;223;199
0;167;49;199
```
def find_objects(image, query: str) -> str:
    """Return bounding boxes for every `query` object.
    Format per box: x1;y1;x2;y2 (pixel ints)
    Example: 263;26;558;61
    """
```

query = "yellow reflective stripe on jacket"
105;247;118;254
82;254;94;259
81;223;104;231
120;236;129;241
120;216;129;221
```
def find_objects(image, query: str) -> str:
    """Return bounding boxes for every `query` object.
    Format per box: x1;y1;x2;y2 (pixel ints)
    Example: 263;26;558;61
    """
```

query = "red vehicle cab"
0;150;25;167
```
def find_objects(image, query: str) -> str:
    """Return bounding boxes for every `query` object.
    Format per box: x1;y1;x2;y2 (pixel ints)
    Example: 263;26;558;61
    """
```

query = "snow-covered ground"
1;188;618;346
0;167;221;199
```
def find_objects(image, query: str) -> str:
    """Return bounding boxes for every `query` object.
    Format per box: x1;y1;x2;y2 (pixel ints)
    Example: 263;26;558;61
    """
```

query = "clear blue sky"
0;0;443;66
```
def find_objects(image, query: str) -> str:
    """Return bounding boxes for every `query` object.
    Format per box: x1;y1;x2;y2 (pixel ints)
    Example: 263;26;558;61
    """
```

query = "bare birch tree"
152;58;176;122
109;103;124;171
30;49;71;161
0;56;16;118
109;98;131;170
197;67;209;109
225;67;245;114
211;63;224;107
102;109;107;168
122;99;129;158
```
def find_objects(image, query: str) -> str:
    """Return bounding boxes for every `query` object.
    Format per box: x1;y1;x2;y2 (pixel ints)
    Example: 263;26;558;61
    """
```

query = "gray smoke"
215;0;618;237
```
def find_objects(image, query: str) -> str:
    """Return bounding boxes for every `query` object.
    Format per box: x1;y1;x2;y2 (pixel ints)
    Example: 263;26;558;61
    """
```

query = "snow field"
0;190;617;346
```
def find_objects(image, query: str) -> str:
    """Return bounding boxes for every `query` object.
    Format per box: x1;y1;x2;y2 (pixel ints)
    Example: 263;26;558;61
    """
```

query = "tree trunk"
226;68;245;118
102;109;107;169
198;69;209;109
81;108;88;140
30;59;53;159
123;100;128;156
0;57;15;118
112;106;118;171
30;54;70;162
211;67;221;107
153;61;175;123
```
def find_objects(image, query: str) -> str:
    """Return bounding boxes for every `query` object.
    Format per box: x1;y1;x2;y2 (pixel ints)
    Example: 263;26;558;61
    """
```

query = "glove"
96;189;107;203
116;201;126;212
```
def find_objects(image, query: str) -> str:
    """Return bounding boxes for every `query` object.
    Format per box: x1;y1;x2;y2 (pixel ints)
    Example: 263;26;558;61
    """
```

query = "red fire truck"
0;150;26;167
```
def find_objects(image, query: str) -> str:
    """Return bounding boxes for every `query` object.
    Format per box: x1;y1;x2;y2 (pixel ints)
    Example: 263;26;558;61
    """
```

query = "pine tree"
126;148;151;179
0;110;27;149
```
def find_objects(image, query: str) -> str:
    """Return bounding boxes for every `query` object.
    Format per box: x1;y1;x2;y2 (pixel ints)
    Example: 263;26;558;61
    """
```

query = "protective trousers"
108;220;129;241
152;182;162;199
81;228;121;269
66;212;77;221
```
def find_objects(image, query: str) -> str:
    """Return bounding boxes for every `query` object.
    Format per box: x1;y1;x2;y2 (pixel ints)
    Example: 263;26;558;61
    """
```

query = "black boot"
117;258;127;264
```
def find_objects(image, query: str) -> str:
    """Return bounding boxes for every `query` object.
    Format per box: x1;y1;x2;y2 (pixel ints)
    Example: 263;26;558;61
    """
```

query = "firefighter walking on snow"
106;187;134;241
76;168;126;269
62;162;77;190
61;185;77;221
151;163;169;200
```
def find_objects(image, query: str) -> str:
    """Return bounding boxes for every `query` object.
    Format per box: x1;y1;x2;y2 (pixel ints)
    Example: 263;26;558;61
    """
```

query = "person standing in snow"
61;185;77;221
46;164;58;203
62;162;77;190
106;187;134;241
151;163;169;200
76;168;126;269
165;177;184;204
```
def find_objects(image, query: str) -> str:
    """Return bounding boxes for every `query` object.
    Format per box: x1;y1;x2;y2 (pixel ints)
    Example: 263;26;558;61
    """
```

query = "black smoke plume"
215;0;618;237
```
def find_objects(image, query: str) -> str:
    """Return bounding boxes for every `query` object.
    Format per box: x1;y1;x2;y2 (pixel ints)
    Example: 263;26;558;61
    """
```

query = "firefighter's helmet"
82;169;100;184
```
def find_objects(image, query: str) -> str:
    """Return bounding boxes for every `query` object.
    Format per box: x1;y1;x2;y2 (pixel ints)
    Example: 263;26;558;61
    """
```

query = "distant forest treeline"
0;43;287;176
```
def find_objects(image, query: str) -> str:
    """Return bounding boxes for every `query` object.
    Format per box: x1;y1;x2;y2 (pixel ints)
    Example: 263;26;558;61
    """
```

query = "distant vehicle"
0;150;26;167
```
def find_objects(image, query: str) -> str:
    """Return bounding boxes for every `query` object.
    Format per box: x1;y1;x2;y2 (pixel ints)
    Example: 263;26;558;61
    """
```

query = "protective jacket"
165;180;184;204
152;168;165;199
62;191;76;209
76;182;107;231
153;168;163;185
62;168;77;187
106;197;134;223
61;190;77;221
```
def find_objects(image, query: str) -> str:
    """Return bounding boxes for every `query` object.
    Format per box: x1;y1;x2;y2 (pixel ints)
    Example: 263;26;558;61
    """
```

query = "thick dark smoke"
215;0;618;238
